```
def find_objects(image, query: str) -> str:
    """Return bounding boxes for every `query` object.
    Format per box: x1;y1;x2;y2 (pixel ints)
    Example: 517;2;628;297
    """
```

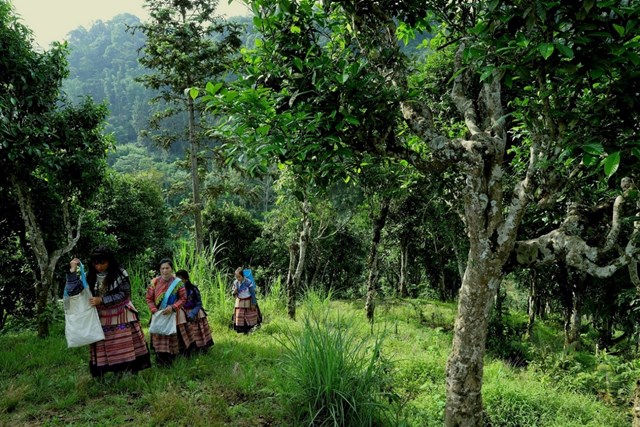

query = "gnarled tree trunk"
12;178;81;338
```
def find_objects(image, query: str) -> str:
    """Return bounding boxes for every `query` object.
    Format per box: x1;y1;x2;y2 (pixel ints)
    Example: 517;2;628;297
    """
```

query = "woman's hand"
69;258;81;273
89;297;102;306
162;306;174;315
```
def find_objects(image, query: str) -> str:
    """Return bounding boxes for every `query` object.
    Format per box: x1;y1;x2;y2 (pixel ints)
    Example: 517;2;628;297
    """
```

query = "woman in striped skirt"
146;259;192;365
176;270;213;353
231;267;262;334
66;247;151;377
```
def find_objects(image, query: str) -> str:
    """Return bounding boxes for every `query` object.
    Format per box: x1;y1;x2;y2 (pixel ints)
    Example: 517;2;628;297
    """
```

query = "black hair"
235;267;244;277
175;269;189;280
175;269;195;292
158;258;173;270
86;246;124;292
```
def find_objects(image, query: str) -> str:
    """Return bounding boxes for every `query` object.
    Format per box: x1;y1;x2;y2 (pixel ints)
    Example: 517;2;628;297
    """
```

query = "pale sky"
11;0;251;48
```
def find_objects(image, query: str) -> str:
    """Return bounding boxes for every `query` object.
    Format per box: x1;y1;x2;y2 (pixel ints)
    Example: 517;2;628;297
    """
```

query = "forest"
1;0;640;426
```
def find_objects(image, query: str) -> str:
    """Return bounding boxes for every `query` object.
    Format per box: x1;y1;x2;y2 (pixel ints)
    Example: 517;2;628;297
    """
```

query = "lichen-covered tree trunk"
445;255;502;427
365;197;390;323
633;380;640;427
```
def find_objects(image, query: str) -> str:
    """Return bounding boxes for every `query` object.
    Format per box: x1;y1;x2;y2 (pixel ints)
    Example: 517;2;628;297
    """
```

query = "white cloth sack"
149;310;177;335
64;286;105;348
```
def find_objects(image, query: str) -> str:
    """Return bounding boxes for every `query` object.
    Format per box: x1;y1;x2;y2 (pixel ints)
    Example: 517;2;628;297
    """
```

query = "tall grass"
126;262;154;324
172;241;234;326
275;303;392;427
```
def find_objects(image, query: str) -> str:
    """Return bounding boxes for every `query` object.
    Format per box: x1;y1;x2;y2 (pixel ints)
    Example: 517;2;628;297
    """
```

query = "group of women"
64;247;261;377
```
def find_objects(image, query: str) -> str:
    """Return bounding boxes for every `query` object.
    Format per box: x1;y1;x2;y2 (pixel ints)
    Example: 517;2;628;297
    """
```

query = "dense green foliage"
1;0;113;336
63;14;156;148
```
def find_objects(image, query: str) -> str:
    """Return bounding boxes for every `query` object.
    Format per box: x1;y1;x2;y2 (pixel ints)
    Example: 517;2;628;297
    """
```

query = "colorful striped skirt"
89;303;151;377
186;310;213;350
150;308;197;358
232;297;262;333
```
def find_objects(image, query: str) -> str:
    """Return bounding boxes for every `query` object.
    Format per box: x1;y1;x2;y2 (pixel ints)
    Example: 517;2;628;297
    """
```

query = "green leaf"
463;47;485;60
632;147;640;161
613;24;625;37
604;151;620;177
537;43;554;60
293;57;303;72
189;87;199;99
589;68;605;79
471;21;488;36
344;116;360;125
626;20;637;35
290;25;301;34
555;43;574;59
224;91;238;102
479;68;493;82
584;0;595;12
583;143;604;155
256;124;271;136
583;154;597;167
205;81;223;95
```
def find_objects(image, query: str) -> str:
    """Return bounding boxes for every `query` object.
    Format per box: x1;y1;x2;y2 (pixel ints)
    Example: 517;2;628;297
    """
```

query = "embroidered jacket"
183;284;204;319
232;278;257;305
146;276;187;313
65;268;130;307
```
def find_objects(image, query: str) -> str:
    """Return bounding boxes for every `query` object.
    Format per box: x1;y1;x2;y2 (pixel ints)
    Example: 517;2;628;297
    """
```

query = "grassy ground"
0;294;631;426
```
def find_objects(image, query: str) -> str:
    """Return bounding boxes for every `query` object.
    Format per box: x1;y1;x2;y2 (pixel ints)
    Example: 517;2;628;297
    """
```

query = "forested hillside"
2;0;640;426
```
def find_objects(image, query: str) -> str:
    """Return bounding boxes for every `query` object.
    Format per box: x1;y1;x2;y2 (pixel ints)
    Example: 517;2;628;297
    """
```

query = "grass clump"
275;305;392;427
483;361;628;427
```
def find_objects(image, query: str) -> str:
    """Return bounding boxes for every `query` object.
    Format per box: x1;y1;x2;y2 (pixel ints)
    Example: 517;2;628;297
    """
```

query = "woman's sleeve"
101;269;130;306
189;287;203;319
64;272;84;296
172;285;187;310
146;279;157;313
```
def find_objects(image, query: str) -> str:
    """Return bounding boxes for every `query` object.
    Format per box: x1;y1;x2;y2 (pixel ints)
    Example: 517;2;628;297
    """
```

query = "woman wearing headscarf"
231;267;262;333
